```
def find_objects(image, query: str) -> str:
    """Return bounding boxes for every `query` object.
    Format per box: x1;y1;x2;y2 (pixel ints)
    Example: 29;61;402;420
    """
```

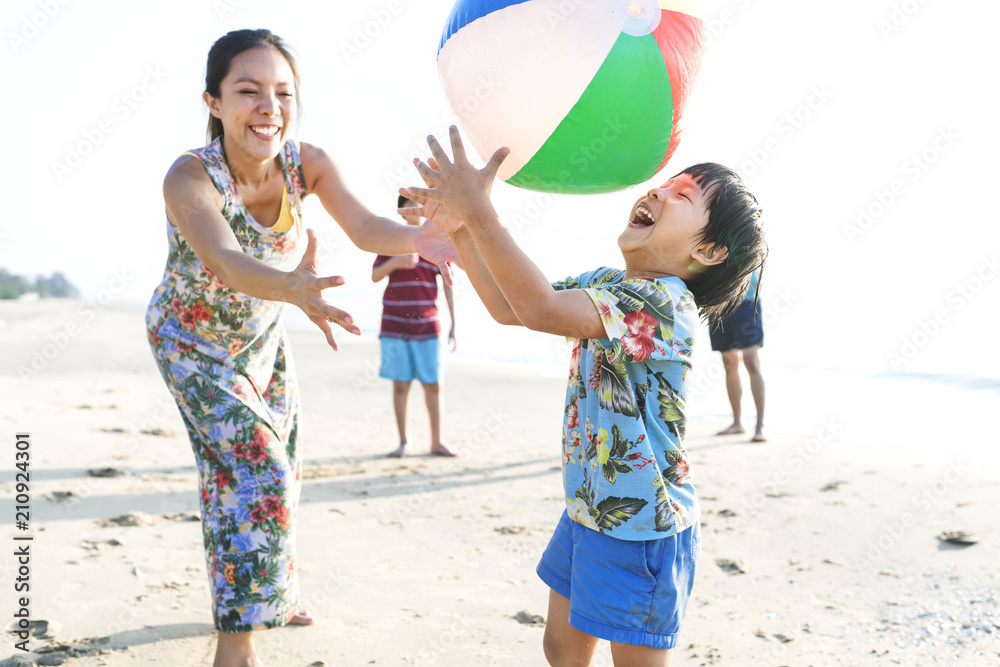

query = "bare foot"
288;609;315;626
430;443;457;457
213;633;262;667
716;423;745;435
214;656;263;667
751;427;767;443
388;444;407;458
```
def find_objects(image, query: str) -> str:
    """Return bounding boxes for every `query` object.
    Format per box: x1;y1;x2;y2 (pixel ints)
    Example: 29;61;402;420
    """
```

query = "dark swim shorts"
709;299;763;351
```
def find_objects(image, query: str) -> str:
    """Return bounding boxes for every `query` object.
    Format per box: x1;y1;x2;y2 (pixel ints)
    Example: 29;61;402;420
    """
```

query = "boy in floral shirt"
405;128;767;666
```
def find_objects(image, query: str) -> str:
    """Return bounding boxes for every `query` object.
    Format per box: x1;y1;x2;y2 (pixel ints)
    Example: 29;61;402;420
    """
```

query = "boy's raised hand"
407;157;463;284
400;158;465;235
408;126;509;224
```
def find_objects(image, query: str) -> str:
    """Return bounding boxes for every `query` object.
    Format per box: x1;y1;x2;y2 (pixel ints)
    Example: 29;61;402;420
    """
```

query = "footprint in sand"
513;610;545;625
140;427;176;437
715;558;748;575
87;467;124;478
937;530;978;546
96;512;153;528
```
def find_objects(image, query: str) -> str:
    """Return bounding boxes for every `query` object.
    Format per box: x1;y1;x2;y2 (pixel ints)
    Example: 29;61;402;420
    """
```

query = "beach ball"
437;0;704;194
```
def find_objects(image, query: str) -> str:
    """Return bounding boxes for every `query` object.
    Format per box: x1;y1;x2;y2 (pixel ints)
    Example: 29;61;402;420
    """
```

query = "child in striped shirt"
372;195;457;457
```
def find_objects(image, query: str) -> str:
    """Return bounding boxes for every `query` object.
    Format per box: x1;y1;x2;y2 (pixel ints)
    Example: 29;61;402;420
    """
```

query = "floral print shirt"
554;268;700;541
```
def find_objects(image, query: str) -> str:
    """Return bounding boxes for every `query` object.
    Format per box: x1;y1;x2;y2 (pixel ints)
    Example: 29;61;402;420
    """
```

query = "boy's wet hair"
678;162;768;325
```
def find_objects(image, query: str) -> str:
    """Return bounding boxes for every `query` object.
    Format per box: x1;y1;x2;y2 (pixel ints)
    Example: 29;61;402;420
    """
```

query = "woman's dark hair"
204;29;301;143
678;162;768;326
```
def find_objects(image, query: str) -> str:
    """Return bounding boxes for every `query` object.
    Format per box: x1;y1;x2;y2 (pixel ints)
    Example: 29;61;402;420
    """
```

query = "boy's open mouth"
630;202;655;227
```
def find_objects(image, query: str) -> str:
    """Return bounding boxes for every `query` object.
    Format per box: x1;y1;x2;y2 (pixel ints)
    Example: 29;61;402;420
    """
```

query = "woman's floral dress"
145;137;306;632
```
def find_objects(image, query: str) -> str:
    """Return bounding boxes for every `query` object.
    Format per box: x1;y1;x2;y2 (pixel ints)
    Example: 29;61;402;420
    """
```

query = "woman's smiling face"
204;46;297;160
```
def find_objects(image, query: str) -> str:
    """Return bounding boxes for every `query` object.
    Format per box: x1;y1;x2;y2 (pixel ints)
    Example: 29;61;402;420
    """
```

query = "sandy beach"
2;299;999;666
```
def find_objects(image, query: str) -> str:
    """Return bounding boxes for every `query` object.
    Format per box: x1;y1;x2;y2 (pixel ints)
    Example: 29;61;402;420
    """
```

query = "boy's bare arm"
409;127;606;340
448;227;520;326
459;205;605;339
399;165;520;327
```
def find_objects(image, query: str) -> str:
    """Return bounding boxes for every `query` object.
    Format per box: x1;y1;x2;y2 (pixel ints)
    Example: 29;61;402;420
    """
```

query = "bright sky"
3;0;998;380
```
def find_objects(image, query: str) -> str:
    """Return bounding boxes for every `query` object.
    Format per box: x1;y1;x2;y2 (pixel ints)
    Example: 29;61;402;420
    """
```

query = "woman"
145;29;453;667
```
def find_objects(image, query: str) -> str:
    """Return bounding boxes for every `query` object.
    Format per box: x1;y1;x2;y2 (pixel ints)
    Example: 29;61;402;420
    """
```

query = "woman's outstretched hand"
287;228;361;351
413;220;460;286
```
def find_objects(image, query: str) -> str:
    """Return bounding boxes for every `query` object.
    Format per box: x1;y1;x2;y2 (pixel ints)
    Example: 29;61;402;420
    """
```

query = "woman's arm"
446;226;520;326
300;142;418;255
164;155;359;349
300;142;459;282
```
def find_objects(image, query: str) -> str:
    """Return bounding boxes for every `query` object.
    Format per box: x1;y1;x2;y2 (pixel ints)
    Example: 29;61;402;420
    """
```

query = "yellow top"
270;187;293;232
181;151;294;232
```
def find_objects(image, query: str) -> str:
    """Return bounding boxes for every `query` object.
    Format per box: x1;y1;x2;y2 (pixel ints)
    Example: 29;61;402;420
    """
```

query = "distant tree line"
0;269;79;300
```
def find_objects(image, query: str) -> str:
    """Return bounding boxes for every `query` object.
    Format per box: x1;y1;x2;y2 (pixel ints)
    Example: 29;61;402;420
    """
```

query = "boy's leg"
741;344;766;441
421;382;455;456
717;349;744;434
543;590;600;667
609;642;672;667
389;381;412;457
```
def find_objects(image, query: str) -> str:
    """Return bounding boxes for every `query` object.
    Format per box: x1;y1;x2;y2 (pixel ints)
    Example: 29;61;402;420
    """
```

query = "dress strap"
182;139;237;209
278;140;307;220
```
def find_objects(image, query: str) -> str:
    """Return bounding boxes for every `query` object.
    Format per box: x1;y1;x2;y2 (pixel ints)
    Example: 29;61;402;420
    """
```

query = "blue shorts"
378;337;443;384
536;511;701;649
709;298;764;351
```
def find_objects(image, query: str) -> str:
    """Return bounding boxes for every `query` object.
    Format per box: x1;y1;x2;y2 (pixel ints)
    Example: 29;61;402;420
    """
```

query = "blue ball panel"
438;0;535;55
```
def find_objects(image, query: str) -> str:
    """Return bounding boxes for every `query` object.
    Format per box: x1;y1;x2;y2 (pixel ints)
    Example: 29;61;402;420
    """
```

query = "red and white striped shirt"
374;255;441;340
